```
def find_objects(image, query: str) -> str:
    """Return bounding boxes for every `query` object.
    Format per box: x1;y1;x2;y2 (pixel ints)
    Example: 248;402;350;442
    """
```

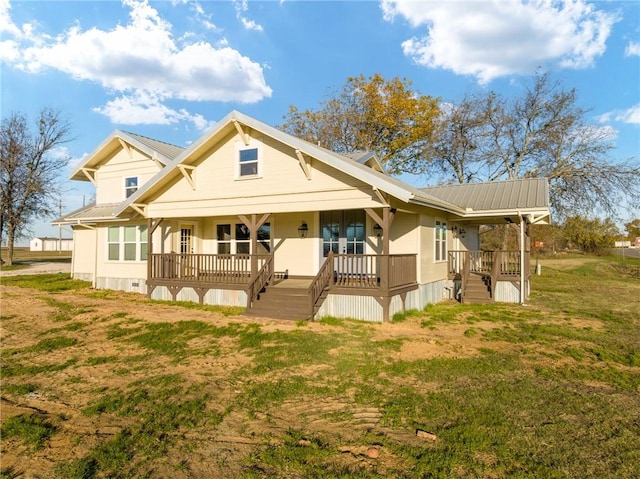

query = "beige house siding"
95;149;162;204
146;133;381;218
71;227;97;282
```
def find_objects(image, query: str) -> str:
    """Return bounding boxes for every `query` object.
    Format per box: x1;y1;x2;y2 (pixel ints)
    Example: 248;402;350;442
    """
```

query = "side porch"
447;250;530;304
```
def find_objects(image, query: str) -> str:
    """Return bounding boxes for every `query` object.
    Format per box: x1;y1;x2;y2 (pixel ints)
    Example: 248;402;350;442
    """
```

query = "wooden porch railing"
448;250;524;278
308;252;335;320
149;253;270;284
308;253;418;320
247;254;274;308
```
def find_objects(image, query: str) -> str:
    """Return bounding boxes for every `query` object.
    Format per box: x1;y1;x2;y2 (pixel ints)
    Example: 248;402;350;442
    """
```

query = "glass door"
179;224;194;254
320;210;365;257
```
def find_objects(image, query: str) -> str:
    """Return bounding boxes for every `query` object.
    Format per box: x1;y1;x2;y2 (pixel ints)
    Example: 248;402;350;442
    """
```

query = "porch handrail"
308;251;334;320
449;250;524;278
247;254;274;307
149;253;270;284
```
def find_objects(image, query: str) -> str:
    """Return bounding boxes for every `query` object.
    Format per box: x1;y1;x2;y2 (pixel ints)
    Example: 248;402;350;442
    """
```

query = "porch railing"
308;252;335;319
448;250;525;279
149;253;270;284
330;254;417;289
247;254;274;307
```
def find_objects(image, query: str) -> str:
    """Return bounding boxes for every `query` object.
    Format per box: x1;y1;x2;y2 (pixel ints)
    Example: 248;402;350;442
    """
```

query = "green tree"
624;219;640;240
280;73;440;174
562;216;620;255
1;109;72;265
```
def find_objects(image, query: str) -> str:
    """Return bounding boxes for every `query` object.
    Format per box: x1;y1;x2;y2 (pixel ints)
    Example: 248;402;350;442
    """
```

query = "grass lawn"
1;254;638;478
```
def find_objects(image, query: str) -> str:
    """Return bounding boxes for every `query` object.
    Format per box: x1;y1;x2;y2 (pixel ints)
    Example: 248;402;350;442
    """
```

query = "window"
125;177;138;198
107;225;147;261
257;223;271;254
435;220;447;262
235;224;250;254
217;224;231;254
216;222;271;254
108;226;120;261
238;148;259;177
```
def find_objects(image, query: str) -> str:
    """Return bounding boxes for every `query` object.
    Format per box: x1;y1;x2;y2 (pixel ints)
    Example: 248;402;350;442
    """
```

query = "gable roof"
423;178;549;212
115;110;466;216
70;130;184;181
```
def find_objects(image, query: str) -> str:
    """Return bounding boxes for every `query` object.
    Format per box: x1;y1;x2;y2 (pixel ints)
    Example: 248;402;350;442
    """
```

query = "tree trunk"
6;225;15;266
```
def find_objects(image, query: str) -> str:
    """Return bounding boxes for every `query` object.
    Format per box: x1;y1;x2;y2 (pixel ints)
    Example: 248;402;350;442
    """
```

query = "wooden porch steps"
462;272;493;304
246;282;314;321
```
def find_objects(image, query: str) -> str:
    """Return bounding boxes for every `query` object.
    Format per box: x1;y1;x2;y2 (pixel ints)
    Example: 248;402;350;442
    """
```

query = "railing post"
380;254;389;291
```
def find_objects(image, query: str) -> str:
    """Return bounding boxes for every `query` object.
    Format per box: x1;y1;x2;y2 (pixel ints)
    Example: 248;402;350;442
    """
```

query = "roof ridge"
121;131;185;150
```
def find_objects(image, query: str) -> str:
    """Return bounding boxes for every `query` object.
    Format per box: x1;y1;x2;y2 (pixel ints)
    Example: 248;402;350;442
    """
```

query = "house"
29;237;73;252
53;111;550;322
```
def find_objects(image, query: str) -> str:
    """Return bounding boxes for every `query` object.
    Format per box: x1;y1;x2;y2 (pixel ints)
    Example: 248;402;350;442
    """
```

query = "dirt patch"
0;284;594;478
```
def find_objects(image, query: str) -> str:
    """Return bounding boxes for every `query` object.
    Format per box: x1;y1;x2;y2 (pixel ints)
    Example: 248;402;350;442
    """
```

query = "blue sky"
1;0;638;241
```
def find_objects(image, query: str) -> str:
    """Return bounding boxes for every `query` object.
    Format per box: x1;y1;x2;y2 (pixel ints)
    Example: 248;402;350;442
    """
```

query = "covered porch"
144;207;419;321
146;251;418;320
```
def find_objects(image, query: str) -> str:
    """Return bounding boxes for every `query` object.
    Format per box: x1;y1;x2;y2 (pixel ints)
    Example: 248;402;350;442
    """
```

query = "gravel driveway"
0;262;72;276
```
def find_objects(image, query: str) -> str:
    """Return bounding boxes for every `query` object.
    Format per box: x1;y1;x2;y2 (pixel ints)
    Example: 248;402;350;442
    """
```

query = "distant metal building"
29;237;73;252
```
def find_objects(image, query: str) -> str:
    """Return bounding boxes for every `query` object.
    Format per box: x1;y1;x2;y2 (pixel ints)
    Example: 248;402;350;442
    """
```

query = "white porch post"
519;214;525;305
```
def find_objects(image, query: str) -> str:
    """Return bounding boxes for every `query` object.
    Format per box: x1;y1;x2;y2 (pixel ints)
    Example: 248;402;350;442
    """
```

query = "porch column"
238;213;271;277
146;218;164;285
519;215;526;305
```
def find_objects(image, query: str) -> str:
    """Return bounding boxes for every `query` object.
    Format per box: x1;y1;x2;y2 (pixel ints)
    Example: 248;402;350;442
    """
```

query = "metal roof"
122;132;184;160
116;110;466;216
422;178;549;212
52;203;125;224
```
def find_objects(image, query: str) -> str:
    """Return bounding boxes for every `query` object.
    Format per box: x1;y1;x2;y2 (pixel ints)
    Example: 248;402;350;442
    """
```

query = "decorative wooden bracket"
151;152;164;168
118;138;132;158
130;203;146;216
80;168;97;185
177;165;196;190
372;187;388;206
295;150;311;180
232;119;250;146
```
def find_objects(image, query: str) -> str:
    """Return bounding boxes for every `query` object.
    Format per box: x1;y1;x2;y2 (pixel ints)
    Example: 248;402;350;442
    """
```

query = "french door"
320;210;365;257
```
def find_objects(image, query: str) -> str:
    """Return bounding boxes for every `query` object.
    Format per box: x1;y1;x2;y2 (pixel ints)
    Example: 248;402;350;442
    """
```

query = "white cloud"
93;91;215;131
381;0;618;84
1;0;271;126
616;104;640;125
625;41;640;57
233;0;264;32
597;104;640;126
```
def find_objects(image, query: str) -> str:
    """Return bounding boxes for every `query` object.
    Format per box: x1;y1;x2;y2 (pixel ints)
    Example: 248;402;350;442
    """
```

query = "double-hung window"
435;220;447;262
236;140;262;179
125;177;138;198
107;225;148;261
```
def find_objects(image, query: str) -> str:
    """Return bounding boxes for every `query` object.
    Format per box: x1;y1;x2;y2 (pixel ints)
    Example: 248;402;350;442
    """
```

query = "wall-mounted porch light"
373;223;383;238
451;225;466;239
298;221;308;238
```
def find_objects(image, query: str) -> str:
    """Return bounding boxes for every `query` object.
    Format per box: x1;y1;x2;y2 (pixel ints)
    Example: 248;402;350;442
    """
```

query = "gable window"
238;148;259;177
125;177;138;198
107;225;148;261
435;220;447;262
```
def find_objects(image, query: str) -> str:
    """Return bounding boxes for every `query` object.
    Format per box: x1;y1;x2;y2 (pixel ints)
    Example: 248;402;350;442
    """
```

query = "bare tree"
0;109;72;265
428;72;640;219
